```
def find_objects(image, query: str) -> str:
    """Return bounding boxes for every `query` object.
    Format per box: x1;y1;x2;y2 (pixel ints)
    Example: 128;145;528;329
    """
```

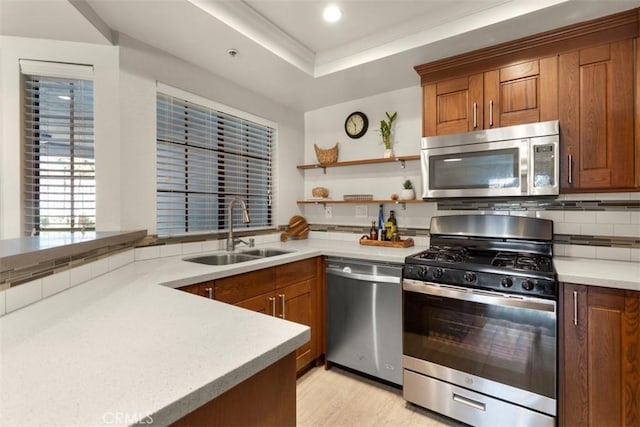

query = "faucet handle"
249;238;255;248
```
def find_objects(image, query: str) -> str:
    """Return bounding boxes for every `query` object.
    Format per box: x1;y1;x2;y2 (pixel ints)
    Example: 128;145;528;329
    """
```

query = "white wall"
0;36;120;239
117;35;304;234
0;34;304;238
302;86;436;228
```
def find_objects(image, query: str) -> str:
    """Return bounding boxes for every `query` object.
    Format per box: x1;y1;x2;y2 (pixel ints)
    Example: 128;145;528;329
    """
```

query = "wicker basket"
312;187;329;198
314;143;338;165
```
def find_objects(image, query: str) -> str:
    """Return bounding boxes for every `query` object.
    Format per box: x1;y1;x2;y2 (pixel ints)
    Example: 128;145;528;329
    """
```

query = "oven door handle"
403;279;556;313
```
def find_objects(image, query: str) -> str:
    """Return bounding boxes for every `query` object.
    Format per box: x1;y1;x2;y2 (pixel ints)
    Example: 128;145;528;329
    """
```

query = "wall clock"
344;111;368;139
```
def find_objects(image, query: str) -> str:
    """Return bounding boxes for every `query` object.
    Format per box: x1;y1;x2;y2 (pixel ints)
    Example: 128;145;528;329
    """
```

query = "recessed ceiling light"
323;5;342;23
58;95;71;100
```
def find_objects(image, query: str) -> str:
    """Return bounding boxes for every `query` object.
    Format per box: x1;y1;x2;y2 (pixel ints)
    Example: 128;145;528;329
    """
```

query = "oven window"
403;291;556;398
429;148;519;190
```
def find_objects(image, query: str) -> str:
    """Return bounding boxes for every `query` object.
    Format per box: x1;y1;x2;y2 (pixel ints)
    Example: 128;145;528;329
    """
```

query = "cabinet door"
560;284;640;426
277;279;314;371
236;292;277;317
423;74;483;136
178;281;214;299
559;39;635;191
486;57;558;128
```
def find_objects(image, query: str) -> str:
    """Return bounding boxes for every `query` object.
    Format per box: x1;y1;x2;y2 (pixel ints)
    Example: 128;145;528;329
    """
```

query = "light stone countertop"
554;256;640;291
1;236;638;426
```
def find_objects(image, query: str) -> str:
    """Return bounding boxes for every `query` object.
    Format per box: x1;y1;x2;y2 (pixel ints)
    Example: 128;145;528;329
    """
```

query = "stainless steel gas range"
402;214;557;427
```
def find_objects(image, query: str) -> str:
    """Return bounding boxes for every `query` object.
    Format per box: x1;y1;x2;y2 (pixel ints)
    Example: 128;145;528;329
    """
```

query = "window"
21;61;95;234
156;87;274;236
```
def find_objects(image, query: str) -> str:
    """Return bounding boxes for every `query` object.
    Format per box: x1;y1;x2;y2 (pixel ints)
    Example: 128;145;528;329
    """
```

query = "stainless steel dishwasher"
326;257;403;386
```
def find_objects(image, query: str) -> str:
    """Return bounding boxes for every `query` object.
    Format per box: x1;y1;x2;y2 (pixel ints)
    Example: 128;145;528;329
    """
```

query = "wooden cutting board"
359;237;414;248
280;215;309;241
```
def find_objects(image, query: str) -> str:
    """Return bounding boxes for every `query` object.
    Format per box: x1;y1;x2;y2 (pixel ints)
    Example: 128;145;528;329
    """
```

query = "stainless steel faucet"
226;197;251;251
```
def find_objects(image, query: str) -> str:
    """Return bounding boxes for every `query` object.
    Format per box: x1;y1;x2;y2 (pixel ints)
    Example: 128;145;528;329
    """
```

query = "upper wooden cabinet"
416;8;639;192
559;39;636;191
423;58;558;136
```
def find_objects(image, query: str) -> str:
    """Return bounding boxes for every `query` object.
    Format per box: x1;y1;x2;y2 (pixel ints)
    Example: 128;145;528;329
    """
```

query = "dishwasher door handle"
326;269;400;284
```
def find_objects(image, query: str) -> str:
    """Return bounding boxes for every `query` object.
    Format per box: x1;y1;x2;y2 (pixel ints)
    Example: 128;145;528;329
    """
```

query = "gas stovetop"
412;246;554;275
403;215;558;299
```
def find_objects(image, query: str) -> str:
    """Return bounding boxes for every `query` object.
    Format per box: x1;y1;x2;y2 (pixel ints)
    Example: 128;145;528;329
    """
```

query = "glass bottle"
369;221;378;240
377;204;384;240
386;210;397;240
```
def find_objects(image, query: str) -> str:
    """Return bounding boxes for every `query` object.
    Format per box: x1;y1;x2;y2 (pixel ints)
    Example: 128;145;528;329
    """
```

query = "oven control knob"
522;279;535;291
464;272;476;283
432;268;444;279
417;267;429;279
501;277;513;288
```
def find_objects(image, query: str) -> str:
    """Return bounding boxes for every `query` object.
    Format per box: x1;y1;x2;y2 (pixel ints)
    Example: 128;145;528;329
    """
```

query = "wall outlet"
325;206;333;218
355;205;368;218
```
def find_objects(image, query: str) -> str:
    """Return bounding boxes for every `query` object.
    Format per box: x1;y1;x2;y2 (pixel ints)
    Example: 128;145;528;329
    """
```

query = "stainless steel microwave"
420;120;559;199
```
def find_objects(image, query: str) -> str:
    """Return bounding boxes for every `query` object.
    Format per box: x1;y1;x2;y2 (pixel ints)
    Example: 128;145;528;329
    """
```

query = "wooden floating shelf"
297;199;423;205
297;155;420;170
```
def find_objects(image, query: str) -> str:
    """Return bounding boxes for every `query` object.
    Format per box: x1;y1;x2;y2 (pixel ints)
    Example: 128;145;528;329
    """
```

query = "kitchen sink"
239;248;292;257
183;253;261;266
183;248;293;265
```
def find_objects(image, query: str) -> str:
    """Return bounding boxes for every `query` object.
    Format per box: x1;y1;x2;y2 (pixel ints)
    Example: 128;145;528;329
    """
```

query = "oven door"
403;278;557;416
420;138;528;199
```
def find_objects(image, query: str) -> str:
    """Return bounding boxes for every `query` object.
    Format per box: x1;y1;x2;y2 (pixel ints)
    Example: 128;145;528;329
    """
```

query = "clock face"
345;112;368;139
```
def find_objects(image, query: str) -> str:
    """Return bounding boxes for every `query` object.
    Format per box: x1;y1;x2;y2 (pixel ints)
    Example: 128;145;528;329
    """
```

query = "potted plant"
401;179;415;200
379;111;398;158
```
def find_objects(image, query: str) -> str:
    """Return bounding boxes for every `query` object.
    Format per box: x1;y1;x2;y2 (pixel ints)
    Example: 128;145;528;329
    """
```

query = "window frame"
155;83;276;237
20;60;95;235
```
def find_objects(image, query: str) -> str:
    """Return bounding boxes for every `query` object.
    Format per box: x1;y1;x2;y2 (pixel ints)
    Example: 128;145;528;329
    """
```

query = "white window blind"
22;62;95;234
156;92;273;235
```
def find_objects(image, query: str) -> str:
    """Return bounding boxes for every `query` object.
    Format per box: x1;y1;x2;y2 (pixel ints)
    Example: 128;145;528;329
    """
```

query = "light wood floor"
296;366;463;426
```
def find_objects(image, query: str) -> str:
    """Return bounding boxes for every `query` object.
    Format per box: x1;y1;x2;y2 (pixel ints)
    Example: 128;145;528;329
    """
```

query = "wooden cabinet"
211;257;323;372
559;39;636;191
422;58;558;137
560;284;640;426
177;281;214;299
275;258;321;371
173;352;296;426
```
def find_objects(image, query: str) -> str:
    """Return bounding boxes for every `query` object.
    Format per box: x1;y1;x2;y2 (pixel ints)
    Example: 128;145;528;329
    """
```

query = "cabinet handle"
279;294;286;319
269;297;276;317
472;103;478;129
453;393;486;412
568;154;573;185
205;287;213;299
489;99;493;127
572;290;578;325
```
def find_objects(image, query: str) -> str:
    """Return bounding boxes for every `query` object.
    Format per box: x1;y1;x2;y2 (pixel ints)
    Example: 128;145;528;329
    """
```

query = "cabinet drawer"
215;268;276;304
276;257;317;288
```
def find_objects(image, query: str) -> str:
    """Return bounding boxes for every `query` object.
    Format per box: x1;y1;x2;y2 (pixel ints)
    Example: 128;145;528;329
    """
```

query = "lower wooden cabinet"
560;283;640;426
173;352;296;426
180;257;324;372
177;281;214;299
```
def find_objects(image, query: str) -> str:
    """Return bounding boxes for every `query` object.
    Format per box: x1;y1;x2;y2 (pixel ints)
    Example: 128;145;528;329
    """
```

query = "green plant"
403;179;413;190
379;112;397;149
